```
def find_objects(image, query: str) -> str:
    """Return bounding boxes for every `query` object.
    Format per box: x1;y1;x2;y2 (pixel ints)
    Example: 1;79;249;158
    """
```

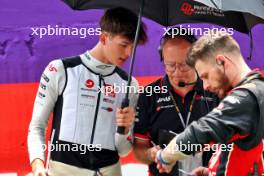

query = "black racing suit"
175;71;264;176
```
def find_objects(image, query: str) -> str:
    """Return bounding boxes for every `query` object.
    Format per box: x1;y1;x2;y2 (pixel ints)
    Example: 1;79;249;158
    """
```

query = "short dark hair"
158;27;196;61
187;31;241;67
100;7;147;44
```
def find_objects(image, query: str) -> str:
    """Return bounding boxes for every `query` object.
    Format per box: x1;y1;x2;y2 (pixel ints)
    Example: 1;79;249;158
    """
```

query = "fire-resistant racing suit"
173;71;264;175
27;51;138;176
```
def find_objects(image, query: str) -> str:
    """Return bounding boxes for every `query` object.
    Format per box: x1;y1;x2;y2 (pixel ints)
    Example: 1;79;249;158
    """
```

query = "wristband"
156;150;170;165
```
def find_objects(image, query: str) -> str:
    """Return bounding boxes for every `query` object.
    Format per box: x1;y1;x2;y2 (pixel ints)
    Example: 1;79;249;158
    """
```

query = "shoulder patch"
62;56;82;68
223;95;241;105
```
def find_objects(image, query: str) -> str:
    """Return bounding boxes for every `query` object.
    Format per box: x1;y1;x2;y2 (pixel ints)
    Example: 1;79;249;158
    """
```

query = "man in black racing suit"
156;31;264;176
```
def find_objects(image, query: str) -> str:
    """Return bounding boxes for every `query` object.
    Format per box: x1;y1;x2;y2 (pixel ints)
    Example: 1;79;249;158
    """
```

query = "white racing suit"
27;51;138;176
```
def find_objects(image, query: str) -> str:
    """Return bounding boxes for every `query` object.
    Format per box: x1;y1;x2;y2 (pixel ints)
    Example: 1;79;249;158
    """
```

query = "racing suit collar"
80;51;116;76
226;70;262;95
235;69;262;87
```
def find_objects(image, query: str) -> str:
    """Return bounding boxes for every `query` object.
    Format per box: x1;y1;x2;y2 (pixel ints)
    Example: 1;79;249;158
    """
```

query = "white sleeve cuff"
115;132;132;157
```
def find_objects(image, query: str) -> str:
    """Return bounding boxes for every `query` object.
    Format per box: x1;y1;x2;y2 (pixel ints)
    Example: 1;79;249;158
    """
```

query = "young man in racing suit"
27;7;147;176
156;31;264;176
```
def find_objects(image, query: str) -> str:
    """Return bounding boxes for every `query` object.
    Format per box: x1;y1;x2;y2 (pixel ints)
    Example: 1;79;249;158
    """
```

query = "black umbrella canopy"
194;0;264;60
63;0;251;33
196;0;264;20
195;0;264;31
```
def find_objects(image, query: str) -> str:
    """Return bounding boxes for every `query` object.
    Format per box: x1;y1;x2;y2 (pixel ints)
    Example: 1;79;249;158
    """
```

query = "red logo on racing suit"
104;84;116;98
181;2;194;16
85;79;95;88
101;107;113;112
48;64;57;72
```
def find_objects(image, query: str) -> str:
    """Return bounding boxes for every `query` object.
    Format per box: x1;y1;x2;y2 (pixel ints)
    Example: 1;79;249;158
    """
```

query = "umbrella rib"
71;0;77;9
209;0;219;9
166;0;169;26
248;30;253;60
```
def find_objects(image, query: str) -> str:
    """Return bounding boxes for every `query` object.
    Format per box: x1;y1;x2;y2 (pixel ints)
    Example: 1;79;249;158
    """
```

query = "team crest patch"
224;96;240;104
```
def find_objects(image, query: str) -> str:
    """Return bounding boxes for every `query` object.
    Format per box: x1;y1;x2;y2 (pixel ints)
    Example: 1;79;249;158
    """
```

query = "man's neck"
89;44;110;64
230;64;252;87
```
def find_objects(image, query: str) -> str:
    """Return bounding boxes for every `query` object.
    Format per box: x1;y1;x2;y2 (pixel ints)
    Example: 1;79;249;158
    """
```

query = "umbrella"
195;0;264;59
63;0;258;33
62;0;264;133
63;0;264;62
196;0;264;20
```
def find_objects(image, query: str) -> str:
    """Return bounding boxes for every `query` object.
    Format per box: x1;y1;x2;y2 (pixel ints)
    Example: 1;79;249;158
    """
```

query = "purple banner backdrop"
1;0;264;84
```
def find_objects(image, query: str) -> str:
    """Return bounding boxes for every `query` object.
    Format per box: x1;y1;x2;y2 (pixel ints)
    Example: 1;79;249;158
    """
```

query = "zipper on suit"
90;74;103;144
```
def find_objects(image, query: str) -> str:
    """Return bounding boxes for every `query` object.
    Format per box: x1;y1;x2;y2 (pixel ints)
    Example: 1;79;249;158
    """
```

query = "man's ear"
99;32;107;45
215;55;225;66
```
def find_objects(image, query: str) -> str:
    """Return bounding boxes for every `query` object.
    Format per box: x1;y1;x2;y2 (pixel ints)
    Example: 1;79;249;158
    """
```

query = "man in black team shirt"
133;28;218;176
156;31;264;176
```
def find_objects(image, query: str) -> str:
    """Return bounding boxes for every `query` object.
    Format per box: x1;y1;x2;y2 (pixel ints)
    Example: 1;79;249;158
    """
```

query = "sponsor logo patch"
42;73;49;82
81;94;96;99
157;96;171;103
80;103;95;108
48;64;57;72
224;96;240;104
156;105;174;111
40;82;47;90
81;88;97;92
85;79;95;88
101;107;113;112
103;98;115;104
104;84;116;98
38;92;46;98
96;65;112;69
181;2;194;16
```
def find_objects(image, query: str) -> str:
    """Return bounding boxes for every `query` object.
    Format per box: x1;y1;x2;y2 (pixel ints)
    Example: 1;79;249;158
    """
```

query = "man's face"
103;33;133;67
195;59;231;98
162;39;196;88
